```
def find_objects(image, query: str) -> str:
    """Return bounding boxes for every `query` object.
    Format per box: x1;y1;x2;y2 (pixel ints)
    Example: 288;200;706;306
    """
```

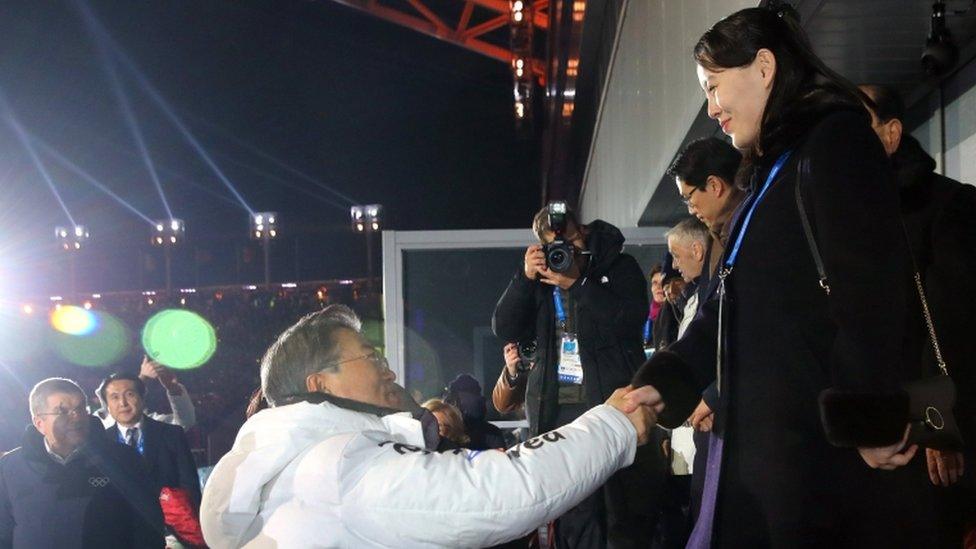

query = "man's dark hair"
531;204;581;243
667;137;742;189
860;84;905;122
97;372;147;405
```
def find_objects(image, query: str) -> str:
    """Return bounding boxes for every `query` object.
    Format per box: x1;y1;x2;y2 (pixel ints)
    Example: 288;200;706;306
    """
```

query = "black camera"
921;2;958;76
543;201;575;273
516;340;537;373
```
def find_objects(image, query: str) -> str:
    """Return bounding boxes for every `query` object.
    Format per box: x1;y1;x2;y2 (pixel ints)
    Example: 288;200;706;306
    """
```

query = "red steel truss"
329;0;547;79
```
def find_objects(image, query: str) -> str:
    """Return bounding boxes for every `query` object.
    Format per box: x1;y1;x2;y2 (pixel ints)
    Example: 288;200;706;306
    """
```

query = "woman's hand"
857;425;918;470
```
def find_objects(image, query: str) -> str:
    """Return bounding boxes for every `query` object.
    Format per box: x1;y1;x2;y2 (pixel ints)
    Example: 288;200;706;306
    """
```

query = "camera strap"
552;287;568;331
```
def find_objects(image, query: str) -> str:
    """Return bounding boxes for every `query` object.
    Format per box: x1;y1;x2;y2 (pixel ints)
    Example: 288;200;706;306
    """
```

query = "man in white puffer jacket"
200;305;662;548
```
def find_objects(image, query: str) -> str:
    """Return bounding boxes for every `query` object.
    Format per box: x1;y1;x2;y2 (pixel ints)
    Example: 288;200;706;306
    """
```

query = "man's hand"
623;384;665;415
524;245;546;280
140;355;182;394
689;399;713;432
503;343;527;378
139;355;158;381
858;425;918;470
538;266;579;290
926;448;964;487
606;386;658;446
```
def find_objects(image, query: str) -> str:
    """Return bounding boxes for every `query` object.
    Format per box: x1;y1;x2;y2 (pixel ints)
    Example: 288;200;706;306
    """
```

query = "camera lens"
546;242;574;273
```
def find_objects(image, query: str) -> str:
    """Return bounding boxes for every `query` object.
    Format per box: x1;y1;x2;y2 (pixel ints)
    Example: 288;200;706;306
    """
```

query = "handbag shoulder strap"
793;159;949;376
793;159;831;296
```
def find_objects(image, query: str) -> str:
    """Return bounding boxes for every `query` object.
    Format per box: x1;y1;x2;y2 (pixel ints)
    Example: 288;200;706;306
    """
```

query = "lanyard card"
557;333;583;385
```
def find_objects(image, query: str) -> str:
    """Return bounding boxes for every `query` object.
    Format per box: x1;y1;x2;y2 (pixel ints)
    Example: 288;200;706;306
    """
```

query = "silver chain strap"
913;272;949;376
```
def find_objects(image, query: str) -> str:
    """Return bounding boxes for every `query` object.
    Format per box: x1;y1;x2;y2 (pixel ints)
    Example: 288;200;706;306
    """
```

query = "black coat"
492;219;649;435
636;108;936;546
106;415;201;507
894;135;976;449
0;417;164;549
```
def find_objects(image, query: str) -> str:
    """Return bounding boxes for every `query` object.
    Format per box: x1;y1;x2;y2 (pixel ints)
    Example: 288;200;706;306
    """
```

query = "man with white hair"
666;217;709;338
200;304;663;548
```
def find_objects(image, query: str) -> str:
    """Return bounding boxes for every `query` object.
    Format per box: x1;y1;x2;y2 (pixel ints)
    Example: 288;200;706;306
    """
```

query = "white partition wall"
580;0;756;227
381;227;667;404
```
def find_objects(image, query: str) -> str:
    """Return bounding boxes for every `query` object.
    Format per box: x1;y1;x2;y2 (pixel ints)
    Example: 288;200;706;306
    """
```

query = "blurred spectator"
443;374;505;450
422;398;470;449
245;387;268;419
646;264;665;351
652;253;683;350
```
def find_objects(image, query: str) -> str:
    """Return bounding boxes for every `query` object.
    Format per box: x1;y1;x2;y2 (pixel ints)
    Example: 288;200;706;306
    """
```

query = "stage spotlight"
350;204;382;233
250;212;278;240
56;225;90;251
22;304;33;315
151;219;185;246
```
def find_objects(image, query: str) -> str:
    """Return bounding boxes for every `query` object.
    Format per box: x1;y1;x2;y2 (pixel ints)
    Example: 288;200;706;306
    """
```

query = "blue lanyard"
724;150;793;271
118;428;145;456
553;288;567;326
643;316;652;344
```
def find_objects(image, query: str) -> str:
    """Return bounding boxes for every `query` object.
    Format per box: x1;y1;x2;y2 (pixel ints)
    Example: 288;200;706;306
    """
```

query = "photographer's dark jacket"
0;418;165;549
634;103;937;546
492;220;648;435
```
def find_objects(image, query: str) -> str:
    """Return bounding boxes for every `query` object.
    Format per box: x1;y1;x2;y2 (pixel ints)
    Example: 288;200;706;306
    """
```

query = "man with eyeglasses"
201;304;664;548
492;204;667;548
0;377;164;548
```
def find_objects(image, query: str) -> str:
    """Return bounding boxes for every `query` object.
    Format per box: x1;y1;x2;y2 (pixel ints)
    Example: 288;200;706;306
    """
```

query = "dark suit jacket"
106;415;201;507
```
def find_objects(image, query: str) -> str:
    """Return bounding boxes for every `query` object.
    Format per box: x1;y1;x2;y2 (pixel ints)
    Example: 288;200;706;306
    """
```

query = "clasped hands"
606;385;665;446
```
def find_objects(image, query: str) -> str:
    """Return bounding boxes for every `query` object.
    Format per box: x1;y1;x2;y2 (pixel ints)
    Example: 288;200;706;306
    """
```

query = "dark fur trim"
631;350;702;429
819;389;909;448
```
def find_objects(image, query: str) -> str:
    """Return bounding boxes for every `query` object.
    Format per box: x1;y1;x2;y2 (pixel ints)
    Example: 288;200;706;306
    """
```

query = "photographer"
492;203;666;548
492;342;531;415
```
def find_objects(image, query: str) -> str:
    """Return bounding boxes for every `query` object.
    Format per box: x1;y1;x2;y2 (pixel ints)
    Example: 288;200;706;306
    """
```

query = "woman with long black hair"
634;5;936;547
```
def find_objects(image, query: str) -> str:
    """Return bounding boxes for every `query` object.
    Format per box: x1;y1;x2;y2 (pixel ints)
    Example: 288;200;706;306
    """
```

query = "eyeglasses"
680;187;700;205
36;405;88;419
333;350;390;372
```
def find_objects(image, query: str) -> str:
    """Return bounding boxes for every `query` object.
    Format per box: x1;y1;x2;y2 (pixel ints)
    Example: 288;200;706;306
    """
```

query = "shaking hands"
606;385;665;446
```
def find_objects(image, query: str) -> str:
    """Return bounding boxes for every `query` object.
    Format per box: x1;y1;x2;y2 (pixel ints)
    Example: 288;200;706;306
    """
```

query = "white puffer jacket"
200;400;637;548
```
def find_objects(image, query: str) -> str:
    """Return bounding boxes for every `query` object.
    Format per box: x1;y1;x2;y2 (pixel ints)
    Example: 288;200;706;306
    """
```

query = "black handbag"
793;162;963;451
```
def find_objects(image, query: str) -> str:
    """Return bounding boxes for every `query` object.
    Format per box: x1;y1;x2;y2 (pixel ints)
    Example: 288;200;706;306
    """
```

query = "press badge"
557;334;583;384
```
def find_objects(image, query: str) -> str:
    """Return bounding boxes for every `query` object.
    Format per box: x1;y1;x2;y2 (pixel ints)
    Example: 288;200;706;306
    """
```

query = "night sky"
0;0;541;297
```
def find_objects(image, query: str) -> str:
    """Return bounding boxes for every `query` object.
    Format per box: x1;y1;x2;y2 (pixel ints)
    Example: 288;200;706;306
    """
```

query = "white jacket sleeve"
148;384;196;429
339;404;638;548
